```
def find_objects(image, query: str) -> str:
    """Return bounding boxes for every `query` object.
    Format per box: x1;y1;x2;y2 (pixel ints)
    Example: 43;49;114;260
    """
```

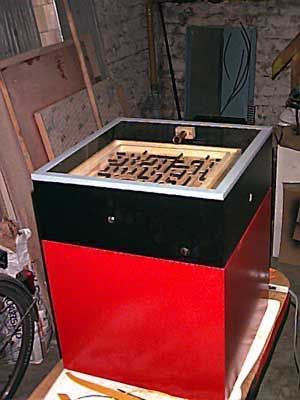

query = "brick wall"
94;0;150;117
158;0;300;125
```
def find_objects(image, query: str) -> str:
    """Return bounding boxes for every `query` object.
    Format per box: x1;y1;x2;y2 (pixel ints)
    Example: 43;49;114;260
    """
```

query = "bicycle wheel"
0;275;35;400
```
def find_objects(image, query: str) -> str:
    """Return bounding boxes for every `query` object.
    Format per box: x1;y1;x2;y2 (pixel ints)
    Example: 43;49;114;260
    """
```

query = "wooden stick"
0;40;73;71
62;0;103;129
291;51;300;89
0;73;34;172
34;112;55;160
66;372;140;400
57;395;71;400
272;32;300;79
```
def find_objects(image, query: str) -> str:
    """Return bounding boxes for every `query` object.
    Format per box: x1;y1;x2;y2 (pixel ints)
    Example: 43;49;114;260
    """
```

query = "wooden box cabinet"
32;118;273;400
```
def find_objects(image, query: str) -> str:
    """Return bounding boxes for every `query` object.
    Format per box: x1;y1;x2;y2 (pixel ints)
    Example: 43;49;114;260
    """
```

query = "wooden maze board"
70;141;241;189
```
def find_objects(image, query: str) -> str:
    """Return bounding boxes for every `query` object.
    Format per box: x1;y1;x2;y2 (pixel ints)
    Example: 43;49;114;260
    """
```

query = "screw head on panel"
180;247;191;257
107;216;115;224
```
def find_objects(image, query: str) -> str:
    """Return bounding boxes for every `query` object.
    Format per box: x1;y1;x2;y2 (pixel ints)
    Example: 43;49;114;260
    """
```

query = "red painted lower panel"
225;189;271;397
42;190;271;400
43;242;225;400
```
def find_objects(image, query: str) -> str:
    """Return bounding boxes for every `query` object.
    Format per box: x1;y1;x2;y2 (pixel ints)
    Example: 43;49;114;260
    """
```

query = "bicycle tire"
0;276;35;400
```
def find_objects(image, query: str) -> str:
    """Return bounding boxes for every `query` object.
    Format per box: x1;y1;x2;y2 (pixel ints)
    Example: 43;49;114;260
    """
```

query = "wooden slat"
291;51;300;89
272;32;300;79
62;0;103;129
58;395;71;400
34;112;55;161
0;89;37;256
0;40;73;71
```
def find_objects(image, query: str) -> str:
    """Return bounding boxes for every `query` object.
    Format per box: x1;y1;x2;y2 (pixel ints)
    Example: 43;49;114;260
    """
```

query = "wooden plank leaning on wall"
0;90;39;257
62;0;103;130
0;40;86;169
0;88;50;305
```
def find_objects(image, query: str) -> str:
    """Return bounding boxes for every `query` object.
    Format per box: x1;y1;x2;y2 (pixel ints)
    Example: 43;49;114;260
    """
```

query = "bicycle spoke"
0;278;35;399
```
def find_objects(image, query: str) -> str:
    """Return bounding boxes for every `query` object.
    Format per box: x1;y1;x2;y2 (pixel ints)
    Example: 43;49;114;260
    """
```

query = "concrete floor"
14;339;60;399
13;261;300;399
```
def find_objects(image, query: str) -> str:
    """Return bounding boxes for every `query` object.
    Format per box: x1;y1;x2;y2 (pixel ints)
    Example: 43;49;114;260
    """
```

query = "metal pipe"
158;2;182;120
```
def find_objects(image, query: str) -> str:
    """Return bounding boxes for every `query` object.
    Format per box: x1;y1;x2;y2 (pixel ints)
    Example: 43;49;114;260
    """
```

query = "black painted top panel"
33;183;225;266
32;136;272;268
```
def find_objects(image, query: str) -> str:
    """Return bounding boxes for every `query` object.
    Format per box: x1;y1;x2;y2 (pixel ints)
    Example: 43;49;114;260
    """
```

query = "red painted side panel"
42;242;225;400
225;189;271;398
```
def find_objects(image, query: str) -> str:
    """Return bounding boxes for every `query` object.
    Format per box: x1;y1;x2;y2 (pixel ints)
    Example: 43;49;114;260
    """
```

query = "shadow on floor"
14;339;60;400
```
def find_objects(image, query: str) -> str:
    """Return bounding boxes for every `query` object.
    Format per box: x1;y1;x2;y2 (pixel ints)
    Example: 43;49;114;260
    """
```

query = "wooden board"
0;89;51;310
70;140;241;189
0;90;39;258
0;40;73;70
34;80;124;158
0;41;86;168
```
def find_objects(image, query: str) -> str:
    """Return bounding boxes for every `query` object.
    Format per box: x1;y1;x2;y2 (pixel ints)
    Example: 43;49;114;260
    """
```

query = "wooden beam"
34;112;55;161
272;32;300;79
291;51;300;89
0;40;73;71
62;0;103;129
0;73;34;172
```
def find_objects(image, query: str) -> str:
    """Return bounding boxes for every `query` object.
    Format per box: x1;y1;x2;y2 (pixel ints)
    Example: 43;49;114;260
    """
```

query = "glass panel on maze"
70;140;241;189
